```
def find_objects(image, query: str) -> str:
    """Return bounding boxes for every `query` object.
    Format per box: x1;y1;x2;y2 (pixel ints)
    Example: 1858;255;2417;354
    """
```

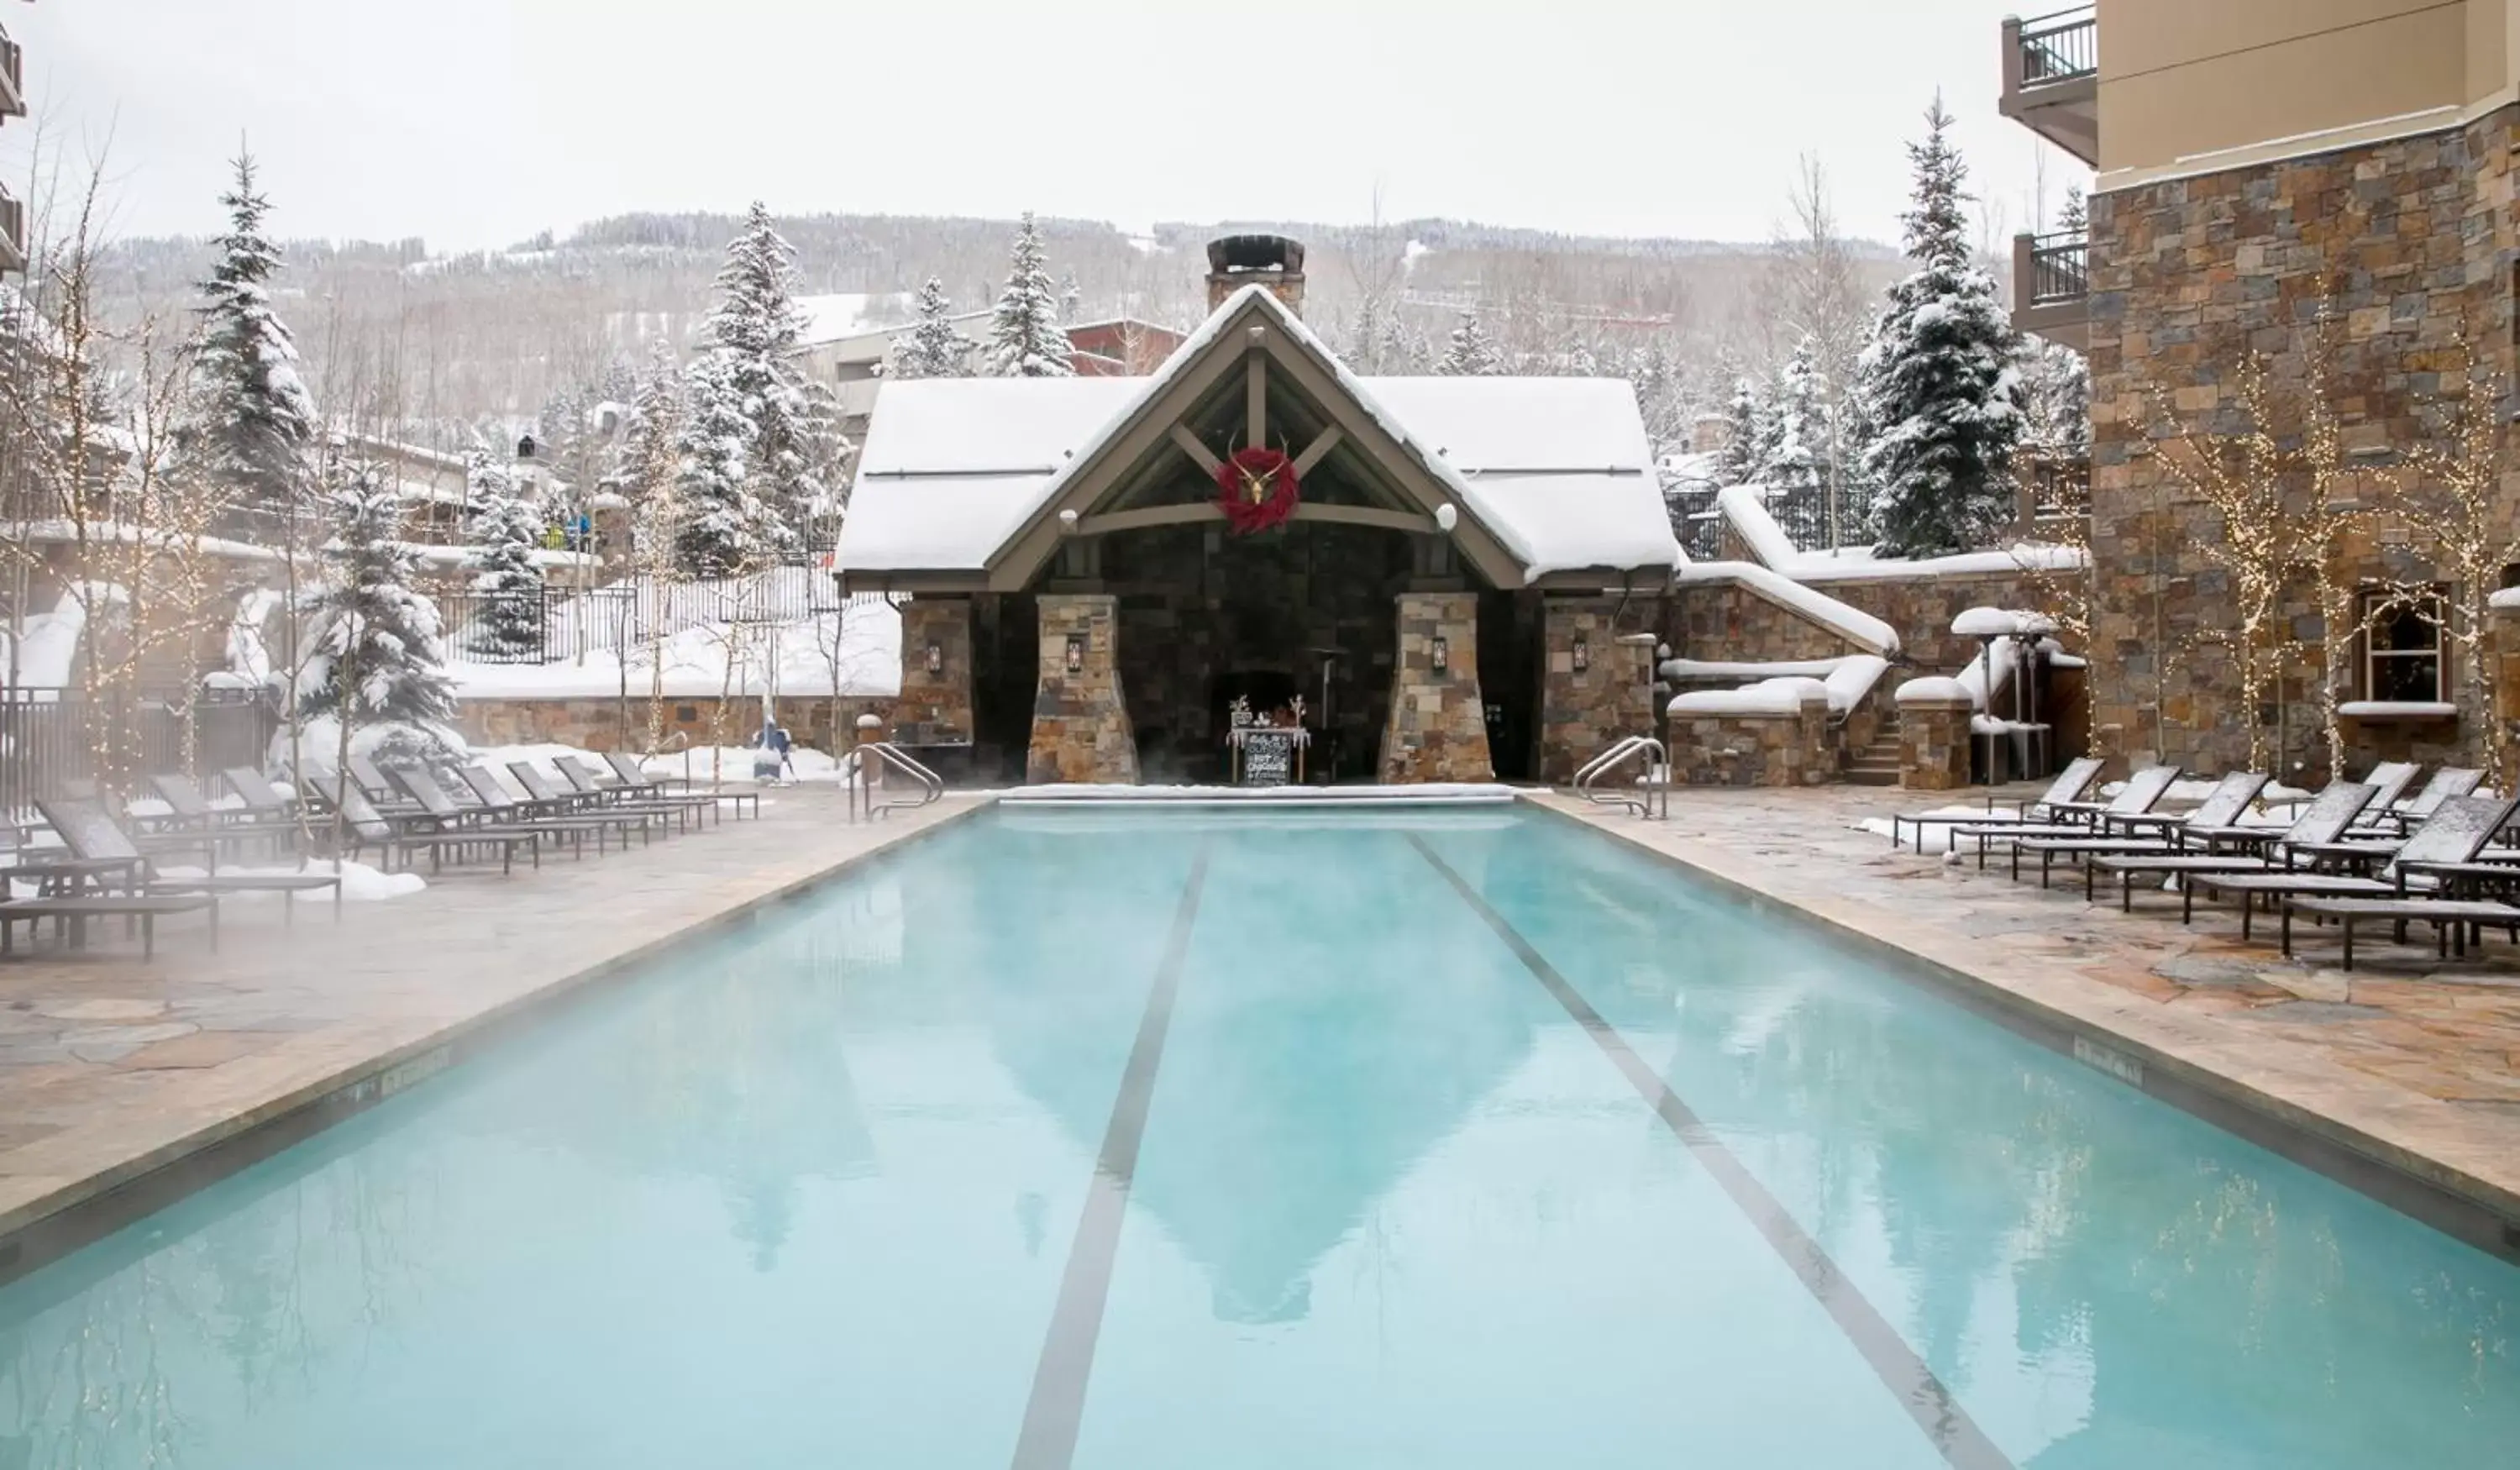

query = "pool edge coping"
0;797;993;1287
1523;793;2520;1262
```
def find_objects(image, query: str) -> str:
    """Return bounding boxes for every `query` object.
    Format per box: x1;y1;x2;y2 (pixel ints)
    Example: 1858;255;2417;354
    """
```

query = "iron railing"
2025;230;2090;307
0;688;276;818
0;23;23;118
0;183;23;276
2017;7;2097;86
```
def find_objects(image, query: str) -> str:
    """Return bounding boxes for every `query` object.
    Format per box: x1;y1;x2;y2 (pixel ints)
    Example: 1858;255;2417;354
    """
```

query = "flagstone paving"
1537;787;2520;1227
0;790;980;1255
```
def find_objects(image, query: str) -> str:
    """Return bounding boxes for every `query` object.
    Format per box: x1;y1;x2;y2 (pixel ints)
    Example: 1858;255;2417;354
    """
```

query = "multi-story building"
0;13;26;274
2002;2;2520;774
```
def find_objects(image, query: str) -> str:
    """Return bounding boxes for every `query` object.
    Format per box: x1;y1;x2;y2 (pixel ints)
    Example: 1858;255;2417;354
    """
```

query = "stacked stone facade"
1539;596;1655;783
2087;106;2520;777
1668;579;1859;663
1026;595;1140;784
894;598;974;747
1379;592;1493;783
1894;684;1976;791
1667;689;1833;787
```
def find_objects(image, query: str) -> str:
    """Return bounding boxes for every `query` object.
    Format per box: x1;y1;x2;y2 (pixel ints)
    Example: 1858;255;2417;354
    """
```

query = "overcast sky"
3;0;2088;252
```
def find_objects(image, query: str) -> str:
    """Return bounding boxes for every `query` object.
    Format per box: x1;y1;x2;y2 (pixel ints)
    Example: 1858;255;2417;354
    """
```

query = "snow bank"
1857;805;2006;854
447;597;900;701
1673;560;1900;656
1659;654;1886;717
0;591;86;690
1669;676;1829;717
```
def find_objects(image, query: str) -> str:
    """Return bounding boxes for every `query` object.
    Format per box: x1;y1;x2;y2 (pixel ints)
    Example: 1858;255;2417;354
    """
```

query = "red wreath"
1214;447;1301;535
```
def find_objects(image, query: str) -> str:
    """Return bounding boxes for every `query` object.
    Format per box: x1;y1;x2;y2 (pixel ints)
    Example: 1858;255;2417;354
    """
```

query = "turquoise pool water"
2;806;2515;1467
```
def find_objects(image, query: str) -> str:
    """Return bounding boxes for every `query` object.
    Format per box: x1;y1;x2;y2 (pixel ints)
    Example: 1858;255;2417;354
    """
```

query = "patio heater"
1309;646;1341;782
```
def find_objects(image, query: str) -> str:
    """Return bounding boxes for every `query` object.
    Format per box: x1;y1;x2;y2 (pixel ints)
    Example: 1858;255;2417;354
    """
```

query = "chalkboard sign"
1242;730;1294;787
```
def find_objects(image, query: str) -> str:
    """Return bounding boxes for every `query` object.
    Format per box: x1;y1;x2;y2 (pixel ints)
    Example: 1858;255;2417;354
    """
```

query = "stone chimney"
1206;234;1306;317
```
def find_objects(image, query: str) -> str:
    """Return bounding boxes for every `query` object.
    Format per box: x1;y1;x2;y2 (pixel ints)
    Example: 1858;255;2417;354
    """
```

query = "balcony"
0;183;23;276
2012;229;2088;350
0;21;22;122
2000;7;2097;166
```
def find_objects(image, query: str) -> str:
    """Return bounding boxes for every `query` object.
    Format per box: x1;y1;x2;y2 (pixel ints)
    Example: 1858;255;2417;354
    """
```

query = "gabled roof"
837;286;1680;588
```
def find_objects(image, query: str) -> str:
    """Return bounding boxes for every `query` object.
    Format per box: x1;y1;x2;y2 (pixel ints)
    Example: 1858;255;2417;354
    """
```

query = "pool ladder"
1574;736;1669;821
844;742;946;823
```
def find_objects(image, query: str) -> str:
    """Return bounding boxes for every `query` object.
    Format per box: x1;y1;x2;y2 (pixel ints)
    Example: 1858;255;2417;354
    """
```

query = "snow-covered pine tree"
2060;183;2087;234
299;463;459;763
702;202;831;559
988;213;1075;377
1713;375;1768;488
1760;339;1829;549
1856;97;2025;557
178;152;318;538
462;452;546;659
2020;339;2092;463
674;350;772;576
895;277;970;379
1436;310;1503;376
1059;270;1083;323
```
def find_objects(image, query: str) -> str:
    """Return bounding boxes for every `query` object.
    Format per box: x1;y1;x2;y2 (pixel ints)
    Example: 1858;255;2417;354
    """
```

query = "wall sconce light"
1572;636;1590;674
925;643;943;676
1431;635;1450;674
1065;633;1086;674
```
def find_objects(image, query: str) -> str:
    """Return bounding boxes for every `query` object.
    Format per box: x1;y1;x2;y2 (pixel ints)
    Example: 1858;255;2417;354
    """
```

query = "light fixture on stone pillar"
1431;635;1450;674
926;642;943;676
1572;635;1590;674
1065;633;1085;674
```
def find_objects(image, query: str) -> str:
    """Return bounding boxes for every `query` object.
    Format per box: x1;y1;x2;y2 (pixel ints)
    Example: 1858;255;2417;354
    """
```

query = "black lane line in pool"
1407;835;2017;1470
1009;841;1214;1470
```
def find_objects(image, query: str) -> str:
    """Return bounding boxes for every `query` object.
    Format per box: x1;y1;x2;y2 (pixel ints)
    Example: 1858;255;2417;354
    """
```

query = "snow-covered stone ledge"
1895;676;1977;791
1666;678;1833;787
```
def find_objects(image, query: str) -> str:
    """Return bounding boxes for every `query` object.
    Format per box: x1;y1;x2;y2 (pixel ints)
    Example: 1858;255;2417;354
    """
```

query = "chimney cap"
1207;234;1305;276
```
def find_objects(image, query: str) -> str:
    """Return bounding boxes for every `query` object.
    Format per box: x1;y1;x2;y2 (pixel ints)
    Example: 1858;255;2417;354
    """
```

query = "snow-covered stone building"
835;235;1682;785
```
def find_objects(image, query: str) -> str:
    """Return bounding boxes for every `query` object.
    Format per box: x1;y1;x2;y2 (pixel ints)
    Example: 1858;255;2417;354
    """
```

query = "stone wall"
1810;570;2068;675
895;597;974;747
1027;594;1139;784
458;693;889;753
1894;685;1975;791
1667;693;1833;788
1538;596;1655;783
1379;591;1494;783
2088;106;2520;777
1669;579;1860;663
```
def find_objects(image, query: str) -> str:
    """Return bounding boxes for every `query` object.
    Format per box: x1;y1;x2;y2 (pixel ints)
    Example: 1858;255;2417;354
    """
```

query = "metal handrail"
1574;736;1668;820
2025;229;2089;306
2018;8;2097;85
844;740;943;823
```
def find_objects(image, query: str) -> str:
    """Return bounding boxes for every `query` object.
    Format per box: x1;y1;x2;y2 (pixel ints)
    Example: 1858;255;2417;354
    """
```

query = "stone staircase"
1844;714;1903;786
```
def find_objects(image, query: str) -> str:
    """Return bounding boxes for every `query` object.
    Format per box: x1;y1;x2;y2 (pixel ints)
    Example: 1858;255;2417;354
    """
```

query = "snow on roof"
845;378;1145;571
795;291;910;347
837;286;1679;580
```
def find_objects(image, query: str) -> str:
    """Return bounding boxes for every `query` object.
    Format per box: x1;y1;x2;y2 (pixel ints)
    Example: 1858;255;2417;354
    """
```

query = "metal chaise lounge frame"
1888;756;2103;851
2187;795;2520;939
2350;765;2481;837
561;755;743;823
504;760;680;834
9;796;349;953
2004;771;2270;888
2281;890;2520;970
1950;764;2184;871
317;783;542;876
451;765;655;851
388;767;601;861
2084;781;2379;910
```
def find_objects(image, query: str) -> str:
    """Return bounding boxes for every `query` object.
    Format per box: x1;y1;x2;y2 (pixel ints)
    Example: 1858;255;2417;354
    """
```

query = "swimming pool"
1;805;2513;1467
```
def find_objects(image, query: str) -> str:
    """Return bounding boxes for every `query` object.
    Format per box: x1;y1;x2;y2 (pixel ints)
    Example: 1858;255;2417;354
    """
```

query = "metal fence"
438;568;858;666
2018;7;2097;85
0;688;276;817
2025;231;2091;307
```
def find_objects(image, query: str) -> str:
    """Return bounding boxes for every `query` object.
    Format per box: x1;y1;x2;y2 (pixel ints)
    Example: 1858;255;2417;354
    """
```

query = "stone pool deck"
0;790;981;1272
1537;787;2520;1244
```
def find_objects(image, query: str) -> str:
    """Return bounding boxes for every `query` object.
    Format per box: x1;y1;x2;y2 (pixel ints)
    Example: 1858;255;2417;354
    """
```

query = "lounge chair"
0;893;219;959
315;783;543;876
453;765;654;850
1949;765;2184;870
2355;761;2423;819
386;768;598;860
1887;756;2104;851
2281;891;2520;969
2005;771;2271;888
32;797;347;939
563;755;743;823
2189;795;2520;938
509;760;697;833
2086;782;2380;911
223;767;305;828
146;773;295;859
2353;766;2482;837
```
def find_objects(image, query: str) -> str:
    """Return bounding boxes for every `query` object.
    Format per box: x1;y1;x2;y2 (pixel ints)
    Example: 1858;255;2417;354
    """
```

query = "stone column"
1540;596;1653;784
895;597;974;746
1379;591;1494;784
1027;594;1139;785
1895;677;1976;791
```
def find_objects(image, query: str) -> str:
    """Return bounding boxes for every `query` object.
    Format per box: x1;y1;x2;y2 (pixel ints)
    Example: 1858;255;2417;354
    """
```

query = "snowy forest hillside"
81;210;1912;433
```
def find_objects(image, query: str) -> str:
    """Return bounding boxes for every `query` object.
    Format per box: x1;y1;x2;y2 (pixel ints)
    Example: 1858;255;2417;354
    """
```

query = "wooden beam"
1246;354;1267;449
1294;502;1436;533
1167;423;1222;476
1077;502;1226;536
1292;424;1344;477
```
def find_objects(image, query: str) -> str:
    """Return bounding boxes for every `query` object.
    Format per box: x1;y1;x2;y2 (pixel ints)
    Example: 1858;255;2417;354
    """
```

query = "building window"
2362;591;2446;703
